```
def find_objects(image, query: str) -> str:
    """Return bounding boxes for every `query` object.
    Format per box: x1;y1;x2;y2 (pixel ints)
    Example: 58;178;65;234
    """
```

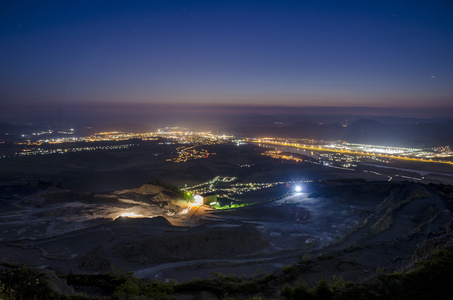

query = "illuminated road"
253;140;453;166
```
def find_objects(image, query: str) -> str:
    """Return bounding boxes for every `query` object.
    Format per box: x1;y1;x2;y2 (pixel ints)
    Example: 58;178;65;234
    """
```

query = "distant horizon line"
2;102;453;118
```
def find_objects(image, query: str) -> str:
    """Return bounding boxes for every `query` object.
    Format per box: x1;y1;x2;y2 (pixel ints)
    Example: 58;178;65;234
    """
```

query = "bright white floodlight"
295;185;302;193
194;195;203;204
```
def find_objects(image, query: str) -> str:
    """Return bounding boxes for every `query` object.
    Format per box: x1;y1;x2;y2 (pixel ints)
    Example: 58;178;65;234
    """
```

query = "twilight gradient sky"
1;0;453;118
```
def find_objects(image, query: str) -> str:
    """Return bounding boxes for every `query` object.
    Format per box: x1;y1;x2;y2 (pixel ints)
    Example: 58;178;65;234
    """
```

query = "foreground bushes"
280;245;453;300
1;245;452;299
66;270;176;300
0;263;56;299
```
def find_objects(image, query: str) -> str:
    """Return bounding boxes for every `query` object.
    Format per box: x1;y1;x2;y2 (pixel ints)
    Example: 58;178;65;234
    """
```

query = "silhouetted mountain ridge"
0;122;46;135
229;118;453;147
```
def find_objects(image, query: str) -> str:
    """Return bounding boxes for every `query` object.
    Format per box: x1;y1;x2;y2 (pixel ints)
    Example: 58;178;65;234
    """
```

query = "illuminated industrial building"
201;192;218;206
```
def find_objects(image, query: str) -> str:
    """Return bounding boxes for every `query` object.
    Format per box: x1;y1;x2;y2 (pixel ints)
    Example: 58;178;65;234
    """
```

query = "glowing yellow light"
295;186;302;192
118;212;143;218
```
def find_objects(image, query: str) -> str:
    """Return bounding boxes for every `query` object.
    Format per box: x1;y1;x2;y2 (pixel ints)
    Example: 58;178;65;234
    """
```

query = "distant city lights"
254;139;453;166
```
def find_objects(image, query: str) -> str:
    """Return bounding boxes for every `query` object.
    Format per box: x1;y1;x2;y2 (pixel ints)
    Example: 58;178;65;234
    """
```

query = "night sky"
1;0;453;119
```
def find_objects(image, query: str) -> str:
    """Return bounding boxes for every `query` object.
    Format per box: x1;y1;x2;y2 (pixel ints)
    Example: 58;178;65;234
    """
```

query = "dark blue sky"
1;0;453;118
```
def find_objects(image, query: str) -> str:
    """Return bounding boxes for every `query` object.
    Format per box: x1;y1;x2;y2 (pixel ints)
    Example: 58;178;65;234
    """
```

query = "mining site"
1;177;452;299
